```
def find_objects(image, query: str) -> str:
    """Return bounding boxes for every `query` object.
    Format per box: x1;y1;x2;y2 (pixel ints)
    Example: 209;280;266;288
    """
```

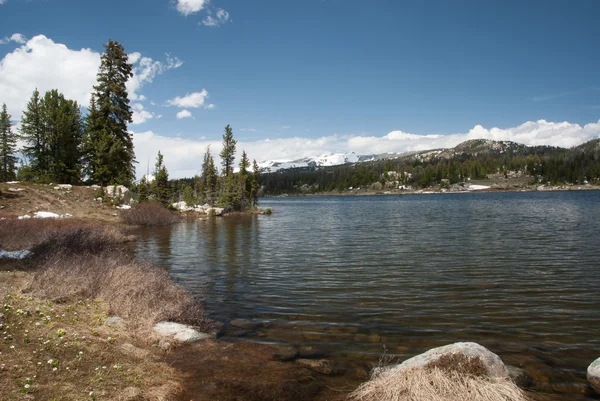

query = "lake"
133;191;600;398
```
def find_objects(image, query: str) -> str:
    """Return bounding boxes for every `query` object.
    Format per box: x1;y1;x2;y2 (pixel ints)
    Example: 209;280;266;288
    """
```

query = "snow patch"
467;185;490;191
0;249;32;260
18;211;73;219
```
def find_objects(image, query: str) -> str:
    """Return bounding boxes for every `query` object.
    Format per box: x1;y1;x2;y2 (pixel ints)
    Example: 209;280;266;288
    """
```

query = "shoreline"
263;183;600;199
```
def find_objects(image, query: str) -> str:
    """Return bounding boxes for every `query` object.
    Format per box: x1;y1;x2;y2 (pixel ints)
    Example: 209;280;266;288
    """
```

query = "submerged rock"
296;358;336;375
153;321;213;343
383;342;510;380
587;357;600;394
0;249;32;260
507;365;532;387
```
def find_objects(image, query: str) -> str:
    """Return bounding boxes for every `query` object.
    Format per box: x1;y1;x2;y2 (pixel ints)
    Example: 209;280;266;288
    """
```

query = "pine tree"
41;90;84;184
20;89;48;180
137;177;149;202
0;104;17;182
219;125;237;176
151;151;170;206
251;159;260;207
87;40;135;185
237;150;251;209
198;146;218;205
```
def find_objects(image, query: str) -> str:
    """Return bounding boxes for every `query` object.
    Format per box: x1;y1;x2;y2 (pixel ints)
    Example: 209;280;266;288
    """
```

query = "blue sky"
1;0;599;177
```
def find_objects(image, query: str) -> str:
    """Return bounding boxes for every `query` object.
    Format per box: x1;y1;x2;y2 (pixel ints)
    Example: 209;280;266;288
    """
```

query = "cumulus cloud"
0;35;182;120
0;35;100;119
128;54;183;101
176;0;207;16
131;103;155;125
0;33;27;45
202;8;230;26
131;119;600;179
176;109;192;119
167;90;212;108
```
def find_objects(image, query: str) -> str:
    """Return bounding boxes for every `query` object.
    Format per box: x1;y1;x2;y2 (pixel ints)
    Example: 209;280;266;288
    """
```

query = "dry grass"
347;367;529;401
0;282;181;400
28;253;207;337
119;202;179;226
0;217;130;252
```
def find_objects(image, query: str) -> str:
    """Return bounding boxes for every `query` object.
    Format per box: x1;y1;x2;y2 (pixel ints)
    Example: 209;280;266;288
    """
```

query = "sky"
1;0;599;178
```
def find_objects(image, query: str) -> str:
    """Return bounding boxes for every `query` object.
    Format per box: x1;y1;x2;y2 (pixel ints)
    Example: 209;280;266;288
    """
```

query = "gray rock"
296;359;336;375
104;316;125;327
384;342;509;380
273;345;298;361
507;365;532;387
587;357;600;394
153;321;213;343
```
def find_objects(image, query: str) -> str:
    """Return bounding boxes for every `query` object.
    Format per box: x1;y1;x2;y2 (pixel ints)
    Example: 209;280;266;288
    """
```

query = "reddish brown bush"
120;202;179;226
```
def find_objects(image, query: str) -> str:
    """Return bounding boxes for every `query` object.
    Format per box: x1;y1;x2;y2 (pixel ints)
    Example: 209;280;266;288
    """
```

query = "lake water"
133;191;600;398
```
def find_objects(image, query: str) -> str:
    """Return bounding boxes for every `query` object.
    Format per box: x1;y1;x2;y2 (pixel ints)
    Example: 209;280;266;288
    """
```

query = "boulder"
384;342;510;380
587;357;600;394
206;207;224;216
507;365;532;388
105;185;129;199
171;201;191;211
296;359;336;375
153;321;213;343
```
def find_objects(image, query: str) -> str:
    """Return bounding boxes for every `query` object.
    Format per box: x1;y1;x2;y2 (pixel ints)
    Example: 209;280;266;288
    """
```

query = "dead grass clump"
425;353;488;378
120;202;179;226
29;226;130;262
348;367;529;401
28;252;207;336
0;218;129;252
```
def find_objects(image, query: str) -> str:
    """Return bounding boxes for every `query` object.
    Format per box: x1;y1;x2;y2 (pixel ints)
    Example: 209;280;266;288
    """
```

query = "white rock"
6;181;19;184
588;357;600;394
90;184;101;189
105;316;125;326
172;201;191;211
8;187;25;192
105;185;129;199
153;321;213;343
383;342;509;380
116;205;131;210
56;184;72;190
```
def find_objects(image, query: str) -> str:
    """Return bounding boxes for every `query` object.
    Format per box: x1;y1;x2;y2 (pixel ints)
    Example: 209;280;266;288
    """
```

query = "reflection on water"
133;191;600;398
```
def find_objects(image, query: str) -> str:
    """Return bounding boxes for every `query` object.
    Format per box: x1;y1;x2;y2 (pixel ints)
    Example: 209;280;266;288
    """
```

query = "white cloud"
131;119;600;179
167;90;212;108
240;128;257;132
0;33;27;45
202;8;230;26
131;103;154;125
127;53;183;101
0;35;100;119
0;34;182;120
176;109;192;119
176;0;208;16
0;0;5;5
281;125;291;129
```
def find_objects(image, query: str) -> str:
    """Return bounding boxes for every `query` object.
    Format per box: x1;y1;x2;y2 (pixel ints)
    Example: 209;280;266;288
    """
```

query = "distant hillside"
258;138;600;195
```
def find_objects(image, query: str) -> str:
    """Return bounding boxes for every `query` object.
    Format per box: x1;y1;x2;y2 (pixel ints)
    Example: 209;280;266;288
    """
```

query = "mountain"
257;152;375;172
256;139;567;173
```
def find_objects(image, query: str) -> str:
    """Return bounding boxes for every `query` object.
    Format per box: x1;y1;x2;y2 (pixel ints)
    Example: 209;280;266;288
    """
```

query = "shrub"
119;202;179;226
263;208;272;215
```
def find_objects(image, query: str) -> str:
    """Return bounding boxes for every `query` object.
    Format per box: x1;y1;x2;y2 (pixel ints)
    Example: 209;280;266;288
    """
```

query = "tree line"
140;125;261;211
259;140;600;195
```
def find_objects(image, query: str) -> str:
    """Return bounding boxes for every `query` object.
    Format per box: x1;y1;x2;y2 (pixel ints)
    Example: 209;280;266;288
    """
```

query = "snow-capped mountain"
257;152;374;172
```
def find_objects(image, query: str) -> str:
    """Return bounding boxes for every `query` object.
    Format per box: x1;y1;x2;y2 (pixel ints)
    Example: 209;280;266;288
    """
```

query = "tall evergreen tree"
86;40;135;185
20;89;48;179
41;90;84;184
251;159;260;207
0;104;17;182
219;124;237;176
151;151;170;206
237;150;251;209
198;146;218;205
